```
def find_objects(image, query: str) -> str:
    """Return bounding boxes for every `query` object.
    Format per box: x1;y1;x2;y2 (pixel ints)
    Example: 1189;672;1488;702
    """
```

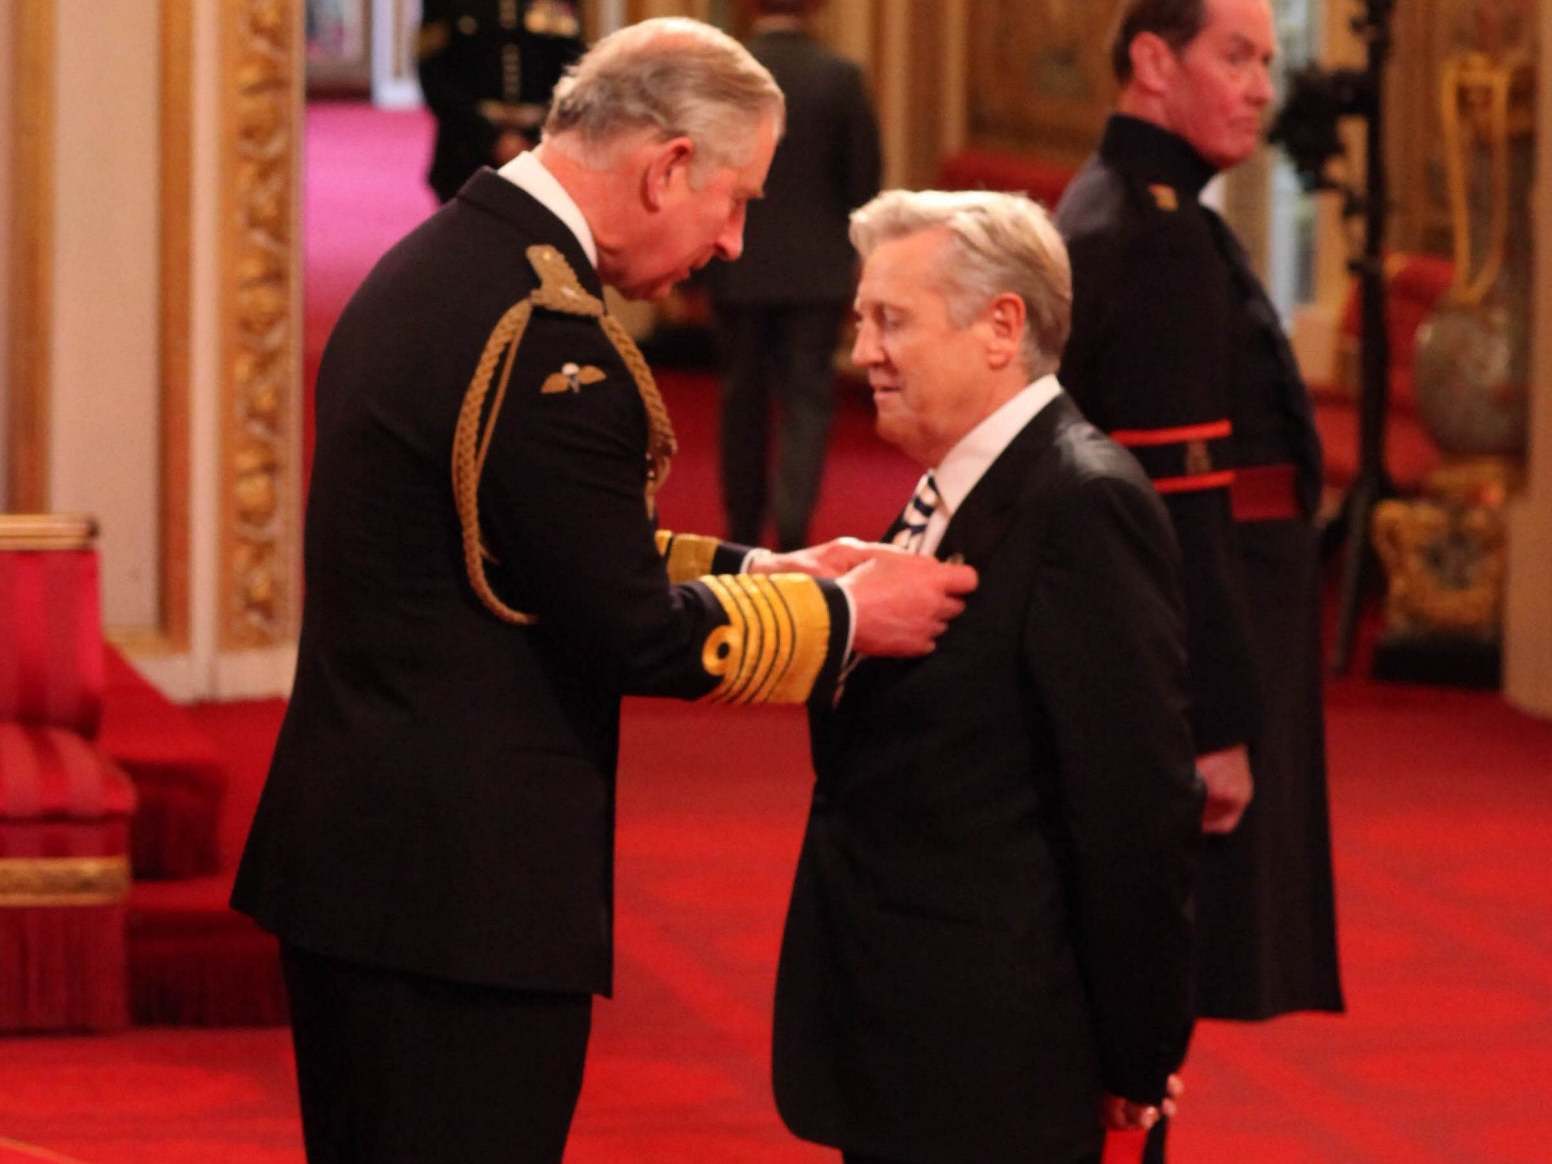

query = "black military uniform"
1056;114;1343;1022
232;168;849;1162
417;0;584;202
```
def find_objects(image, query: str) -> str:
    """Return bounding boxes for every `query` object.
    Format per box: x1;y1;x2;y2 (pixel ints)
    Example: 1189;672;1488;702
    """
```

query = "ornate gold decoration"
7;1;55;512
0;856;131;907
221;0;297;648
1371;458;1519;639
699;574;831;705
452;245;677;626
967;0;1112;161
155;0;195;652
654;531;719;583
1439;50;1535;308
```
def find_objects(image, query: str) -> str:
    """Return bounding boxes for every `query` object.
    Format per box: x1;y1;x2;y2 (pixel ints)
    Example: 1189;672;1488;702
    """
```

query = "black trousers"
281;943;592;1164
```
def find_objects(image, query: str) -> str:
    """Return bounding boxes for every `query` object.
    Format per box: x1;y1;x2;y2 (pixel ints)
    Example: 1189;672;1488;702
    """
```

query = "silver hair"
849;189;1072;376
543;18;785;183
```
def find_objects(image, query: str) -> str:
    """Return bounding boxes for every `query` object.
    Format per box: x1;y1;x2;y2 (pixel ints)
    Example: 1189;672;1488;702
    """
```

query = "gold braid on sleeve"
697;573;832;705
654;530;721;582
451;244;679;624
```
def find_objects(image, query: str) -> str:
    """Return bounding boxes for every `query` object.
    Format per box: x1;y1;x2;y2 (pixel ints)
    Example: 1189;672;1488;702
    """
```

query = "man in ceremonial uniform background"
417;0;586;202
1055;0;1344;1157
234;19;975;1164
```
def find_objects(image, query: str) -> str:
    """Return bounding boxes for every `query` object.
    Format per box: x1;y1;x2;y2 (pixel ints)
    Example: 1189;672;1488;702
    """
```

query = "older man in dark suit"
707;0;881;550
233;20;975;1164
773;190;1202;1164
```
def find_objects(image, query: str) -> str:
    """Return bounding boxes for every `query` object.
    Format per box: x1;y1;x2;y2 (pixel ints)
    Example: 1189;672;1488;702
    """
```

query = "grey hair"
849;189;1073;377
543;18;785;182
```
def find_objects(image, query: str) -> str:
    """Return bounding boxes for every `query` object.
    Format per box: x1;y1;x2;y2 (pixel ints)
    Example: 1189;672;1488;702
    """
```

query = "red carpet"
3;103;1549;1163
3;685;1550;1162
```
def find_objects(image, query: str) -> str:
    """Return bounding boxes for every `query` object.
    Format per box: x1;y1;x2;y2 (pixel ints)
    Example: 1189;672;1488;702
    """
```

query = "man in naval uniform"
1055;1;1345;1158
417;0;585;202
233;19;976;1164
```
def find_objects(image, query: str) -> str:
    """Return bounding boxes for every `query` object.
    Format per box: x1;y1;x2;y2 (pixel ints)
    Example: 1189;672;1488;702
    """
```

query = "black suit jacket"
232;172;846;995
773;394;1201;1161
706;28;880;305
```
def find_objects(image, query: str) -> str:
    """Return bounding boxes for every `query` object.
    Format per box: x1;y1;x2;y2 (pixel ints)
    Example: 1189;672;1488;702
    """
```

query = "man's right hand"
839;554;978;657
1199;743;1254;834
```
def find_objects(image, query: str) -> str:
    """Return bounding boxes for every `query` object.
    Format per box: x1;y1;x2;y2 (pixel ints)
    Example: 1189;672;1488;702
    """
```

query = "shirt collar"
1099;114;1218;197
496;151;599;270
930;375;1063;521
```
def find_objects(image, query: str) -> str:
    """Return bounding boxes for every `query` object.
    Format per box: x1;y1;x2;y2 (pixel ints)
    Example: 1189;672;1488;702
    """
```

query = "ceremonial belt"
1229;463;1300;523
1110;419;1235;495
1108;418;1300;520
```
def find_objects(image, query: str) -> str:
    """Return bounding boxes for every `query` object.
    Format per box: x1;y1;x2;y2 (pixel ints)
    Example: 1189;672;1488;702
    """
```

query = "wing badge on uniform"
1149;184;1179;212
541;362;607;394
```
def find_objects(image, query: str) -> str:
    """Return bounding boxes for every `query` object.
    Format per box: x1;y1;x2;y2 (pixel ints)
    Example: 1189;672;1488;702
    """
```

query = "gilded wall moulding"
222;0;297;649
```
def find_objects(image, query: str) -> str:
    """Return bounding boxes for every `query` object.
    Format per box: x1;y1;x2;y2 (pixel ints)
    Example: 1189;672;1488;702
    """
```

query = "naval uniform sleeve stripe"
1110;419;1233;447
721;576;769;704
1152;469;1237;494
719;575;764;704
720;576;767;705
762;579;802;703
761;575;831;703
735;574;794;701
655;530;719;583
698;574;832;704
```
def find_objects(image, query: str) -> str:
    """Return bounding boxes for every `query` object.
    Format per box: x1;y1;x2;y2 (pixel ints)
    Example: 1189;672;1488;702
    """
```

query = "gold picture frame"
966;0;1118;162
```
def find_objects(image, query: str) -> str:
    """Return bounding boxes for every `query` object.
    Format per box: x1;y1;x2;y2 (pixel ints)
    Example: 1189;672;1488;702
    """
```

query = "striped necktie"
892;472;942;554
835;472;942;706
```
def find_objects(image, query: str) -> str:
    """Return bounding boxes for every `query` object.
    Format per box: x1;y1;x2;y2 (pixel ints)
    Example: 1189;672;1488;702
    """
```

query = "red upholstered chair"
0;514;135;1031
99;648;227;880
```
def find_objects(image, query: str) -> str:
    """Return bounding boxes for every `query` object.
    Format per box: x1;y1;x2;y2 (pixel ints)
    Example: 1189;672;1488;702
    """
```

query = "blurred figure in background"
1055;1;1344;1158
417;0;585;203
707;0;882;551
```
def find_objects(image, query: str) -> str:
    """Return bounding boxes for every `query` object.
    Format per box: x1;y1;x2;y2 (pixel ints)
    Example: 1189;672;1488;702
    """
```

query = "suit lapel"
936;393;1078;569
821;395;1076;731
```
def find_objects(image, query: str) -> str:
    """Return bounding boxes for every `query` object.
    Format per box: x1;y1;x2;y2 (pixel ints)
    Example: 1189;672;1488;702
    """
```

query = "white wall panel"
47;0;161;628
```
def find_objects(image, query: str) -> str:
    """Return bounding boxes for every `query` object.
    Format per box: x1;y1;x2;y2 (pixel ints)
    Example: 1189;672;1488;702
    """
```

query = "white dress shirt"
914;374;1064;557
496;151;598;270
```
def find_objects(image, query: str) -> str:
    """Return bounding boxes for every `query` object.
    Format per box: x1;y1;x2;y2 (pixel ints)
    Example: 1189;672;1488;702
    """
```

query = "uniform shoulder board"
416;20;450;60
1149;184;1180;212
527;245;603;316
